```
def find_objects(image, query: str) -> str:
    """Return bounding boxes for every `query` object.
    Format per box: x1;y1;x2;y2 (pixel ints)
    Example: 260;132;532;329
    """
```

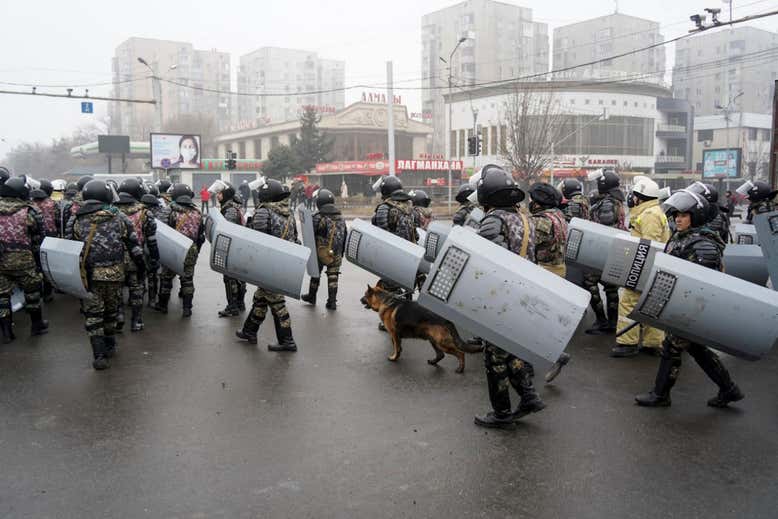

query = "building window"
500;125;507;152
238;141;246;159
611;100;617;106
481;126;489;156
598;100;604;105
450;130;457;158
491;126;498;155
271;136;279;150
585;99;590;105
748;128;758;140
458;129;465;158
254;139;262;159
697;129;714;142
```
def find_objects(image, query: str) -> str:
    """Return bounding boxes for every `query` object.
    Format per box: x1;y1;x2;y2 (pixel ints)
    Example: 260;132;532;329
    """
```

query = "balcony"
655;155;686;164
657;124;686;133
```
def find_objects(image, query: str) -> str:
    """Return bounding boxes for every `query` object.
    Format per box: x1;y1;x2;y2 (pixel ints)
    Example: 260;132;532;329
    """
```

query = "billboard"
702;148;741;179
150;133;201;170
97;135;130;154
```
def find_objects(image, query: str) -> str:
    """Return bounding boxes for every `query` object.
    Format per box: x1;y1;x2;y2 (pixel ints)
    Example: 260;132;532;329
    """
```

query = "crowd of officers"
0;163;775;429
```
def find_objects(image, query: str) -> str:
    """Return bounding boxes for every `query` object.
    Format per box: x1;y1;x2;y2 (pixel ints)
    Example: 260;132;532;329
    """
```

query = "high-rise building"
552;13;665;82
236;47;345;127
421;0;549;155
673;26;778;116
111;37;231;139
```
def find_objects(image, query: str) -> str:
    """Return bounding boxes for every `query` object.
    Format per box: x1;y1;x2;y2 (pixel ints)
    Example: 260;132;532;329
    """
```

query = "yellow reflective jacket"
630;199;670;243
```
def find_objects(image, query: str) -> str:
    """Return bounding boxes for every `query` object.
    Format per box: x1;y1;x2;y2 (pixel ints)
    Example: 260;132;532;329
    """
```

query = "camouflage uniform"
412;206;433;231
477;207;544;417
0;198;45;327
239;199;298;347
219;198;247;314
583;192;627;329
116;197;159;330
304;204;347;308
32;196;59;301
452;201;476;227
746;198;776;224
530;206;568;278
158;202;204;315
66;203;144;350
707;206;730;243
561;193;590;222
60;192;83;234
372;193;417;296
141;195;164;305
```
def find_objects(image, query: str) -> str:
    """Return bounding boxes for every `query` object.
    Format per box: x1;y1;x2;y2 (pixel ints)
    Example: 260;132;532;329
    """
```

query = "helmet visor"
661;190;704;216
736;180;754;196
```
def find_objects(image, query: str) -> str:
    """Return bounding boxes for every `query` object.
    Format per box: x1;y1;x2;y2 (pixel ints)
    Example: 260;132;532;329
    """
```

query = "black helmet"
411;189;431;208
170;183;194;204
597;170;620;194
157;179;172;195
529;183;562;208
222;182;236;202
76;175;94;192
476;166;524;207
65;182;78;196
455;183;474;204
144;182;159;197
316;188;335;209
560;178;583;198
118;178;144;201
38;179;53;196
0;177;30;200
274;183;291;202
0;166;10;184
140;193;159;207
662;189;710;228
686;182;720;221
258;179;285;203
746;181;777;202
82;180;113;204
378;175;403;198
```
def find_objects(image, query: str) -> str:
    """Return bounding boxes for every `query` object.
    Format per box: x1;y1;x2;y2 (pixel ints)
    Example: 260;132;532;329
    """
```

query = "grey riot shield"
723;244;769;286
566;218;627;273
754;211;778;288
733;223;759;245
599;233;666;292
205;207;225;243
155;220;194;276
423;221;452;263
297;206;321;277
465;207;484;229
39;237;90;299
629;252;778;360
345;219;425;291
11;289;24;312
417;226;591;371
209;217;310;299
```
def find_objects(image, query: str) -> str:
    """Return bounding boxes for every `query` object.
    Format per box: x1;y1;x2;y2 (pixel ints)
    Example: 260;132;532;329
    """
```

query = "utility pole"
472;107;479;171
769;79;778;188
442;36;467;212
387;61;396;176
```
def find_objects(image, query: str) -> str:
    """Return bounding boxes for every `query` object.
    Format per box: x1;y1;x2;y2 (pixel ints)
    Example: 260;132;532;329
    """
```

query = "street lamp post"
441;36;468;212
715;90;743;188
138;59;177;133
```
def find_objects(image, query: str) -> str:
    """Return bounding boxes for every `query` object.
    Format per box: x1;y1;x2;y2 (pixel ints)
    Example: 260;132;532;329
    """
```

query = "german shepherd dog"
360;284;483;373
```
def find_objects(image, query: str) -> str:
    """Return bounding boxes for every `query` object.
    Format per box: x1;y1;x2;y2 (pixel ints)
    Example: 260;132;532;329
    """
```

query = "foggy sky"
1;0;776;160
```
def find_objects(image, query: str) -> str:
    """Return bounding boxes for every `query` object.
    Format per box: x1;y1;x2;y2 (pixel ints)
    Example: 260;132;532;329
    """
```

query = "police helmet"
455;183;474;204
662;189;710;228
0;177;30;200
258;179;285;203
76;175;94;192
529;182;562;208
156;179;172;195
118;178;144;201
140;193;159;207
82;180;113;205
744;180;777;202
559;178;583;198
144;182;159;197
0;166;10;184
274;183;292;203
410;189;431;208
37;179;54;197
170;183;194;205
65;182;78;196
208;180;235;202
316;188;335;209
376;175;403;198
596;170;620;194
476;166;524;207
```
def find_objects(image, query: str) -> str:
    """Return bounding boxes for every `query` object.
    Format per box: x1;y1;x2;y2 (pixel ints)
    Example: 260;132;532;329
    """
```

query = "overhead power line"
0;89;155;104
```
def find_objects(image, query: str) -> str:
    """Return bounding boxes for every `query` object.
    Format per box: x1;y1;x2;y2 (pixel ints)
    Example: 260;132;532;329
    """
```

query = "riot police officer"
157;179;173;205
116;179;160;331
584;170;626;335
0;177;48;343
372;176;417;243
473;166;545;429
452;184;476;226
741;180;777;224
236;179;299;352
0;166;9;185
30;179;58;302
301;188;347;310
635;190;744;408
61;175;93;227
687;181;729;243
410;189;433;231
152;184;204;318
612;176;670;358
558;178;589;222
211;181;247;318
65;180;145;370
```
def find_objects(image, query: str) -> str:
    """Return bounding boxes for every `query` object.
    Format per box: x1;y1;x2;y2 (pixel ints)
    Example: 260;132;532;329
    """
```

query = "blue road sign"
81;102;93;114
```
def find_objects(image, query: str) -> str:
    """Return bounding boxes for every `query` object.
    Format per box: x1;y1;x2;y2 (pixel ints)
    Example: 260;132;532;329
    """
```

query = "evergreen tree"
291;106;333;173
263;144;298;181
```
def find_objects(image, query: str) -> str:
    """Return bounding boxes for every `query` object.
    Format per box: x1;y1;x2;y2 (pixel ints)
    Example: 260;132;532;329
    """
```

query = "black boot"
236;315;260;345
104;335;117;358
115;305;125;333
513;365;546;419
688;346;745;408
544;352;570;384
268;315;297;352
182;296;193;318
130;307;144;332
218;304;239;318
90;336;109;370
605;294;619;333
325;287;337;310
151;293;169;314
301;278;319;306
237;285;246;312
635;353;677;407
584;307;610;335
611;344;639;358
474;411;516;430
0;315;15;344
29;308;49;336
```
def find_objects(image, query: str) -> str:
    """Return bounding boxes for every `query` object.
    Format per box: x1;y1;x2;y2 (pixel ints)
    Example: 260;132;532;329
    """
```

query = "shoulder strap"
280;213;293;240
326;217;337;250
80;220;99;286
518;212;530;258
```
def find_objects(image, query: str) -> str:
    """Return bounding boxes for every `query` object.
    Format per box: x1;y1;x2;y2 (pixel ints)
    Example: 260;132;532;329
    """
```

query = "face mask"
182;148;197;161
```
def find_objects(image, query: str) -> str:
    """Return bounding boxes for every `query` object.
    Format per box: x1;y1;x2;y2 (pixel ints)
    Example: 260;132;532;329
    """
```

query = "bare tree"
500;85;566;185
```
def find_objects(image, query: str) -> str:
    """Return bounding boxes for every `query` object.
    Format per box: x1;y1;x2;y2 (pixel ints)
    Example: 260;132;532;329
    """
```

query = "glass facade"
555;115;654;156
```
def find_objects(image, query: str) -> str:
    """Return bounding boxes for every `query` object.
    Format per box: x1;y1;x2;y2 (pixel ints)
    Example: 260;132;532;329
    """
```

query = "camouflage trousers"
123;267;146;309
308;256;342;295
83;280;122;337
483;343;538;416
243;287;291;335
582;272;619;318
160;247;198;298
223;275;246;305
0;267;42;318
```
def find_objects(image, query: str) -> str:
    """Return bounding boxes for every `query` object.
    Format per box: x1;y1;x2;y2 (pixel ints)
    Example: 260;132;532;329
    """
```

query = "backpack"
126;208;147;246
174;207;201;241
0;208;31;251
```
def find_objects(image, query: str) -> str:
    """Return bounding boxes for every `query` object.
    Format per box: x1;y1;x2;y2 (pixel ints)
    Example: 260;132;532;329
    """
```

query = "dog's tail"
447;322;484;353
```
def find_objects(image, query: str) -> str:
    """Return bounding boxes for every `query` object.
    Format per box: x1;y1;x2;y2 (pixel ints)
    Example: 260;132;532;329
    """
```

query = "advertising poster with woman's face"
150;134;201;169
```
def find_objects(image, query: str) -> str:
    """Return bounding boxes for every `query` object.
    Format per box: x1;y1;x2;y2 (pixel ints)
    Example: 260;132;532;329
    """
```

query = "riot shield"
599;233;666;292
733;223;759;245
297;206;321;277
754;211;778;289
566;218;628;273
418;226;591;370
345;219;425;291
629;252;778;360
465;207;484;229
204;207;225;243
423;221;452;263
11;289;24;312
39;237;90;299
155;220;194;276
723;244;769;287
209;217;310;299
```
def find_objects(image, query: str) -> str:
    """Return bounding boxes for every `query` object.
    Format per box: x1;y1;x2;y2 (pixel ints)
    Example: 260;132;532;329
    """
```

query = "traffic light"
467;136;477;156
226;151;237;170
476;137;482;156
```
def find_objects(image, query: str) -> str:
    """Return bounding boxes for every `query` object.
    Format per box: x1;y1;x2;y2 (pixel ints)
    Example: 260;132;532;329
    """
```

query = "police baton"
616;321;640;337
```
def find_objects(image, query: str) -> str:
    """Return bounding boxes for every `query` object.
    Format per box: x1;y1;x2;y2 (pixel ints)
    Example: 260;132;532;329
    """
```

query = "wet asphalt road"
1;247;777;519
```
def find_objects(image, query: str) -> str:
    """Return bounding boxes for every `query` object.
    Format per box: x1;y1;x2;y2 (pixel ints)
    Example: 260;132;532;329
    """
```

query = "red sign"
587;158;618;166
361;92;402;105
410;112;434;120
418;153;444;160
315;160;391;176
365;152;385;160
302;105;337;114
396;159;463;171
